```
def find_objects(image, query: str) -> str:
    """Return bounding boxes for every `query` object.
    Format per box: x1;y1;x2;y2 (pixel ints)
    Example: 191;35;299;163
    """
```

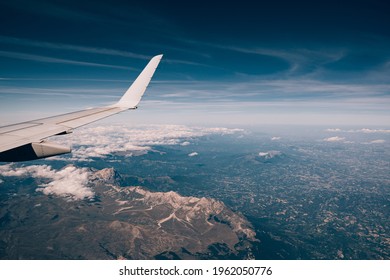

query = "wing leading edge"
0;54;163;162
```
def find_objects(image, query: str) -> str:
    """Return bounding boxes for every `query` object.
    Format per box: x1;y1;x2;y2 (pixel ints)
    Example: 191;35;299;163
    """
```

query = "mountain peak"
91;168;123;185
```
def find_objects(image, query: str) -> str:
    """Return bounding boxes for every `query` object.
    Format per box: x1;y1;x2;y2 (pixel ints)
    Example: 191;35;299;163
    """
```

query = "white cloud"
324;128;390;134
323;136;346;142
36;166;93;200
0;179;3;184
50;124;243;161
188;152;198;157
357;128;390;134
0;164;93;200
258;150;282;159
0;164;30;176
366;139;386;144
340;128;390;133
324;128;390;136
271;136;281;140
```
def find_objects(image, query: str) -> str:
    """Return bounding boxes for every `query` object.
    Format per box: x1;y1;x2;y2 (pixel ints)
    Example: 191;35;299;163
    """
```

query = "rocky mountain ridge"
0;166;258;259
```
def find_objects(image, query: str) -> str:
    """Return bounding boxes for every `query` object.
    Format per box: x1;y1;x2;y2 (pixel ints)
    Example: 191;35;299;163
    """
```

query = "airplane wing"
0;54;163;162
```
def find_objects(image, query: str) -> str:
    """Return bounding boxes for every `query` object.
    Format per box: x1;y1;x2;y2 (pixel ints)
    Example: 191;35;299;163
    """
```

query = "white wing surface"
0;54;163;162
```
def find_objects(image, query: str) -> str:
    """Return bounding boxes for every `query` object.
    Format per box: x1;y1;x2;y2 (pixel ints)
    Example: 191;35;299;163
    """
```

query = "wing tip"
112;54;163;109
153;54;164;61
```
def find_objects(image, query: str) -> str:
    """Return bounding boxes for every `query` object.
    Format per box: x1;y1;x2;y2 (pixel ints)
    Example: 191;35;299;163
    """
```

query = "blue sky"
0;0;389;126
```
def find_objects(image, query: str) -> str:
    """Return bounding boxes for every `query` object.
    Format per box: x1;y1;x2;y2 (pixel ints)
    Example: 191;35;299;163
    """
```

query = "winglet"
113;54;163;109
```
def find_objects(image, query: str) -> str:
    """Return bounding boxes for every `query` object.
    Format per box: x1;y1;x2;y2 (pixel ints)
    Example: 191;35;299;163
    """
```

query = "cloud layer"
0;164;93;200
50;124;243;161
323;128;389;144
326;128;390;134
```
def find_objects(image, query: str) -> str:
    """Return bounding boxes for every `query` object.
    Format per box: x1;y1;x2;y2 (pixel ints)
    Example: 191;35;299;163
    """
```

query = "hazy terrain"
1;124;389;259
